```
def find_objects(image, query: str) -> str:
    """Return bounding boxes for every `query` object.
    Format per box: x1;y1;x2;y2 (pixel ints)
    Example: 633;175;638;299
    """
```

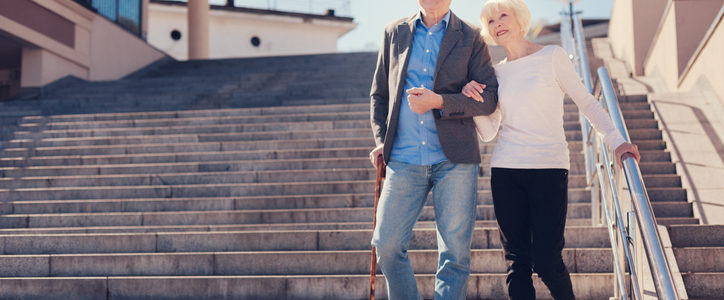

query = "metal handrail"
560;8;680;300
599;67;680;300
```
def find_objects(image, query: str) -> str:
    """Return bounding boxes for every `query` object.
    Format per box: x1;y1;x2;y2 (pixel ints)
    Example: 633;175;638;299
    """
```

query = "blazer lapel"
433;12;462;88
392;15;416;113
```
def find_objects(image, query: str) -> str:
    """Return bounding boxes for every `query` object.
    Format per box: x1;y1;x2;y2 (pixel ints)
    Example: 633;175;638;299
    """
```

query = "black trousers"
491;168;575;300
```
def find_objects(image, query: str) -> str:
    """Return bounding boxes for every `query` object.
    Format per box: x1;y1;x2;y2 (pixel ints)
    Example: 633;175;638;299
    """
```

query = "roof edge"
150;0;354;23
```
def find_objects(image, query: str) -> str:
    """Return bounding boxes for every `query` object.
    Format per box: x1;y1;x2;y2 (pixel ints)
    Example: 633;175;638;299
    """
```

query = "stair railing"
559;10;680;300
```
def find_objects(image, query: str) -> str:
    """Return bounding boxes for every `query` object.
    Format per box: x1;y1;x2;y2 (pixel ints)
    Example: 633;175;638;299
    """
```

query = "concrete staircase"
614;95;724;299
0;52;718;299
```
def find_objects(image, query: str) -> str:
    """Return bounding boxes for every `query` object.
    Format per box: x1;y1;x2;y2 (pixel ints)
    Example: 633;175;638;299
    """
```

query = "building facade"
147;0;356;60
0;0;356;100
0;0;164;98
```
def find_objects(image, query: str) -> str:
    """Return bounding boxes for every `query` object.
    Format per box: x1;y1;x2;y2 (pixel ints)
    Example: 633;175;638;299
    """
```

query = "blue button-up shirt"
390;11;450;165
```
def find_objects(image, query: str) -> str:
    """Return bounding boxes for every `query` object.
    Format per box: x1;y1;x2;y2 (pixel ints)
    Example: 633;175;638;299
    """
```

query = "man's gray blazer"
370;11;499;164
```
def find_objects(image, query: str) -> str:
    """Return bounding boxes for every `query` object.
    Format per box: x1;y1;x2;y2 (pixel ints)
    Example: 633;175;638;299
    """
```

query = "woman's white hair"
479;0;532;45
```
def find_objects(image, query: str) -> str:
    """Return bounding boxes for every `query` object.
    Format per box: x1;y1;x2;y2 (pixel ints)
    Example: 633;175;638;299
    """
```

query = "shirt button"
420;121;424;124
421;84;425;88
422;141;426;145
423;68;427;72
426;49;430;53
428;32;432;35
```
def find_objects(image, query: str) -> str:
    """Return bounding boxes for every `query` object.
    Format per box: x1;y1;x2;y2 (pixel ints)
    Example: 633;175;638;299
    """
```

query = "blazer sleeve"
439;33;499;119
370;30;391;146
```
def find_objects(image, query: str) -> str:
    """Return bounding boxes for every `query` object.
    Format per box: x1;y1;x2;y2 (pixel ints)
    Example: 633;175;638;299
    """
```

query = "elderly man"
368;0;499;299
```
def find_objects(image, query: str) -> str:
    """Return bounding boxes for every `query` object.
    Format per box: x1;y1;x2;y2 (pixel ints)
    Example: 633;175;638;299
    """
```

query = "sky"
337;0;614;52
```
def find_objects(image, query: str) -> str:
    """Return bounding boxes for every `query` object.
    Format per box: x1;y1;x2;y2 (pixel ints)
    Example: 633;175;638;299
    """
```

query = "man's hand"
462;80;487;102
369;144;384;167
407;87;443;114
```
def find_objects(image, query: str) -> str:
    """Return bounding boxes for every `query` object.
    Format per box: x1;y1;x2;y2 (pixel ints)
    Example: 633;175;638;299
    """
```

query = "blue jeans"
371;159;479;300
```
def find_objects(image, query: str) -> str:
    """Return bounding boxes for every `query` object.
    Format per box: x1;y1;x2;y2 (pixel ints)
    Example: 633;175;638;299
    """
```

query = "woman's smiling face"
486;8;522;45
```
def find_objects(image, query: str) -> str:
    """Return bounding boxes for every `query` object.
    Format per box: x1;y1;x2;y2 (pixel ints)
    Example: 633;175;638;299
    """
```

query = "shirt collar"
415;10;451;30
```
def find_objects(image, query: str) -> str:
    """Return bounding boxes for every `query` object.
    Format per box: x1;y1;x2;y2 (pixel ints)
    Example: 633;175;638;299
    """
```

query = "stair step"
623;118;659;129
13;119;372;139
0;204;593;229
19;102;585;129
681;272;724;299
19;103;370;123
0;148;673;169
0;181;594;201
0;217;696;235
18;111;370;131
0;170;590;189
6;126;595;148
0;227;610;254
0;147;372;167
3;185;686;213
0;248;613;277
1;137;378;157
1;138;671;159
16;109;611;132
619;102;653;111
7;128;380;148
0;182;684;203
0;155;578;177
0;157;385;177
0;273;617;300
656;217;700;225
0;219;594;235
674;247;724;272
13;119;585;139
621;110;655;119
668;225;724;247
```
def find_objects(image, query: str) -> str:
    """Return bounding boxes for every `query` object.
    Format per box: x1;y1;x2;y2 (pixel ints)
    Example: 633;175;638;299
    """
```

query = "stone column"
141;0;150;40
187;0;210;60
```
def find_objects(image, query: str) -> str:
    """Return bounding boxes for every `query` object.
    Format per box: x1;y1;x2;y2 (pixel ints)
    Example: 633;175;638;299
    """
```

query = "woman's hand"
406;87;443;114
462;80;486;102
614;142;641;167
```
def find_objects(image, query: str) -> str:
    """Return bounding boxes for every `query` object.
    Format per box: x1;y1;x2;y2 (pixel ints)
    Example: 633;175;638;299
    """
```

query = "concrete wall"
0;0;165;88
643;4;680;90
88;13;165;81
147;3;356;60
678;14;724;101
608;0;636;74
643;0;723;93
673;0;723;76
20;48;87;88
609;0;668;75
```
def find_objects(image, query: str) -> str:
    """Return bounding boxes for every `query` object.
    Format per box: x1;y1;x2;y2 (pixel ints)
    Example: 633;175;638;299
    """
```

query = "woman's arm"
552;46;640;165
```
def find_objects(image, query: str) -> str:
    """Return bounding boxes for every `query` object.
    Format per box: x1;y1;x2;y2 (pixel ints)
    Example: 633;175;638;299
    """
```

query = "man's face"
418;0;452;12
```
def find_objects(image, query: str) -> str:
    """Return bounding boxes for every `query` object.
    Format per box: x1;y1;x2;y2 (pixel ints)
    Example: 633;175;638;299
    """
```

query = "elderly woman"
460;0;642;299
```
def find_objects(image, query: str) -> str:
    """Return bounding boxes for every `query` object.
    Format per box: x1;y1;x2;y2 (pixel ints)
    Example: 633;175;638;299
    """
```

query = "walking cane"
370;154;386;300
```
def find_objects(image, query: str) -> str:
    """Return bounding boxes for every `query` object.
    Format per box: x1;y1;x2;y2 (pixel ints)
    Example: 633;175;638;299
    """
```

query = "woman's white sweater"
490;45;626;170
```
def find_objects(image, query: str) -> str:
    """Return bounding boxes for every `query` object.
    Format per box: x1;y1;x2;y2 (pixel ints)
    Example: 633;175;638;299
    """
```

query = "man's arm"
370;30;391;146
439;33;498;119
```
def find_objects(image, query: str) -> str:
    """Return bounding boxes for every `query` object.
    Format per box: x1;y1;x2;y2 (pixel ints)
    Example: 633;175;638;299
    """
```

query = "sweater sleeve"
552;46;627;149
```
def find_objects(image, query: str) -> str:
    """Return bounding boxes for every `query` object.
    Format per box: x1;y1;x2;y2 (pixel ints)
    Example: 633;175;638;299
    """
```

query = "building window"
171;30;182;41
118;0;142;36
73;0;143;39
251;36;261;47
